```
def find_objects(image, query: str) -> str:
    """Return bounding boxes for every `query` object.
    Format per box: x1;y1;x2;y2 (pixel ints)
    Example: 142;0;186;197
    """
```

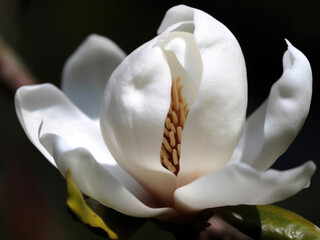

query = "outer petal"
15;84;153;202
39;133;179;221
159;5;247;186
230;41;312;170
62;34;126;120
174;162;316;213
100;37;176;207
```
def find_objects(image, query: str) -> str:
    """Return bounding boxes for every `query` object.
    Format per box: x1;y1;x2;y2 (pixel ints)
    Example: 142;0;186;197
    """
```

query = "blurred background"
0;0;319;239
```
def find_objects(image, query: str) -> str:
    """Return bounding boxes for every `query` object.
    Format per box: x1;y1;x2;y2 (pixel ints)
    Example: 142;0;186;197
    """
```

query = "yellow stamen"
172;149;178;165
170;123;176;133
162;156;176;173
165;117;171;129
172;111;178;124
161;146;170;159
162;137;172;153
164;128;170;137
177;144;181;157
169;131;176;147
177;126;182;142
160;76;190;175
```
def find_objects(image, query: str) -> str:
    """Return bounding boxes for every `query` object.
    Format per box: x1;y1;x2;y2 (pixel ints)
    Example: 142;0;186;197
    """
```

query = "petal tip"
83;34;118;50
305;160;317;175
85;33;103;42
283;39;310;67
157;4;194;34
284;38;293;48
14;83;57;110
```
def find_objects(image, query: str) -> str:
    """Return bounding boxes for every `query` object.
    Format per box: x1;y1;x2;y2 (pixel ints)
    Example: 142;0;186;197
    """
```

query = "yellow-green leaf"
66;170;118;240
85;198;146;239
213;205;320;240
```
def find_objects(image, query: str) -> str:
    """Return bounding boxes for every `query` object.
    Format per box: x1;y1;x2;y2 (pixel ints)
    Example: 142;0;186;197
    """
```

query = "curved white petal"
230;41;312;170
175;162;316;213
100;37;177;206
15;84;152;201
158;5;194;34
39;133;178;220
62;34;126;120
162;6;247;186
162;31;202;106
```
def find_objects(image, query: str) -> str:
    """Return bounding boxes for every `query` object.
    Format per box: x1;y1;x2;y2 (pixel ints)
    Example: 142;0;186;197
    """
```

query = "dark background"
0;0;319;239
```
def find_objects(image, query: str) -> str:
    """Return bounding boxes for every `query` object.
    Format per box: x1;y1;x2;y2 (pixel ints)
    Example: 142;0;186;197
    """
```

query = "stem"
0;36;37;95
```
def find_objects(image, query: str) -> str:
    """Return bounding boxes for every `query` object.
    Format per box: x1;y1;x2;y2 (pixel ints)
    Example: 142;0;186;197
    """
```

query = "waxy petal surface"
230;41;312;170
62;35;126;120
159;5;247;186
100;37;177;206
175;162;316;212
15;84;152;202
39;133;178;220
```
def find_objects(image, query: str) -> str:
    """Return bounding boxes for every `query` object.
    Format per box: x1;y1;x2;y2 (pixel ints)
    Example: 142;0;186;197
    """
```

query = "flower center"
160;76;190;175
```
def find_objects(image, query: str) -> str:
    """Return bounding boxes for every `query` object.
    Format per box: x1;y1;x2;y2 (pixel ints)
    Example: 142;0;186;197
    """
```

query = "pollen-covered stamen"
160;76;190;175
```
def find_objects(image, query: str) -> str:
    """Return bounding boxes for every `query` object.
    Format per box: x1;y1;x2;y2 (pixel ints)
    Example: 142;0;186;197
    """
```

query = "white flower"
15;5;315;223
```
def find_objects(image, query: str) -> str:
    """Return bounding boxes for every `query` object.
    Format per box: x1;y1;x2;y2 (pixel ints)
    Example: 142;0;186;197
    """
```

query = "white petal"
170;6;247;186
62;34;125;120
158;5;194;34
230;41;312;170
39;133;178;220
162;31;202;106
15;83;113;166
100;37;177;206
15;84;151;200
175;162;316;213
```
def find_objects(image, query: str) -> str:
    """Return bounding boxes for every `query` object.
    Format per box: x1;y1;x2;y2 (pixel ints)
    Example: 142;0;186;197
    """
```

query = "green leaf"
213;205;320;240
66;170;118;239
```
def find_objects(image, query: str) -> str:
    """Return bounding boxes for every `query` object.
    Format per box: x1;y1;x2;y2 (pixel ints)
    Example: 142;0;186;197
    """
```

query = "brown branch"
0;36;37;96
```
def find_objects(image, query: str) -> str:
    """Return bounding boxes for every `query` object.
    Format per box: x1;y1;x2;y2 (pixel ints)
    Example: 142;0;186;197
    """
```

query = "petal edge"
175;162;316;213
230;40;312;170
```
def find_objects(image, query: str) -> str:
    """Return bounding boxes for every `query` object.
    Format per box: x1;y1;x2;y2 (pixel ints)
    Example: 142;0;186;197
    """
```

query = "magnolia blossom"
15;5;315;223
